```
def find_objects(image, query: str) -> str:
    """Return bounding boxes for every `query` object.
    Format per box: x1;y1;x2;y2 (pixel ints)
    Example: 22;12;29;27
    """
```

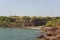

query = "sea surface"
0;28;41;40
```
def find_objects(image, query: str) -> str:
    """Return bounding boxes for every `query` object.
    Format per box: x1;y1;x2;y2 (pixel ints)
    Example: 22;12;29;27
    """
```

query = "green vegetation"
46;17;60;27
0;16;60;28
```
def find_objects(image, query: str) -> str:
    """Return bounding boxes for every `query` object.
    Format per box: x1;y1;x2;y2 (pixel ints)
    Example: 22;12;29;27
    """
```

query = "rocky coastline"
37;26;60;40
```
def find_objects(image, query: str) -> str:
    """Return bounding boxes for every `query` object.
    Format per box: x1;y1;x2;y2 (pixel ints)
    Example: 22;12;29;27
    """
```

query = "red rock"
38;26;60;40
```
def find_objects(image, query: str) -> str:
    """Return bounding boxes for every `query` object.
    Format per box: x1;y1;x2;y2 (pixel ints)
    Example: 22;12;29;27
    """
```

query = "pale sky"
0;0;60;16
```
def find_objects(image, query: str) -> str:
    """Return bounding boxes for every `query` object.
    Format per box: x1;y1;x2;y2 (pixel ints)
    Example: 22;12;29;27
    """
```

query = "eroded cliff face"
38;26;60;40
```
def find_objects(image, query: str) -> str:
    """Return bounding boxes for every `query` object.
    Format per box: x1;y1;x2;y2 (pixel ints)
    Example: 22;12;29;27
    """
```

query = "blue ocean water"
0;28;40;40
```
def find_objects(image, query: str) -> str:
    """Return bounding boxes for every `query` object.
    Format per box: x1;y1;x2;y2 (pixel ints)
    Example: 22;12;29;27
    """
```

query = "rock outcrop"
38;26;60;40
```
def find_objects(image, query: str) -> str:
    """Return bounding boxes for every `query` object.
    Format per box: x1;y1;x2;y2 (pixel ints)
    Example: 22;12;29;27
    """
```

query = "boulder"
38;26;60;40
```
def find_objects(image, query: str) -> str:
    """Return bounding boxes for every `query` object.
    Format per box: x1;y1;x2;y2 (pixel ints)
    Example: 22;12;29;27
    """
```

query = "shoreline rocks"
37;26;60;40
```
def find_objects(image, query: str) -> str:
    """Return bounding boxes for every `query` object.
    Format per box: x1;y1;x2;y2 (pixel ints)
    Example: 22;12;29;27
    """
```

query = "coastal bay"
0;27;41;40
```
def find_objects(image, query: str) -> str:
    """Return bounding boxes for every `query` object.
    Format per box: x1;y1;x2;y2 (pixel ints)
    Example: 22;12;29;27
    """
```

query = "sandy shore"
24;26;43;30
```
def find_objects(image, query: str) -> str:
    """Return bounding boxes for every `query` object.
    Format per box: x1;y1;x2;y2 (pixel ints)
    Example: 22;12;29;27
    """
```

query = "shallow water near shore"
0;27;41;40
